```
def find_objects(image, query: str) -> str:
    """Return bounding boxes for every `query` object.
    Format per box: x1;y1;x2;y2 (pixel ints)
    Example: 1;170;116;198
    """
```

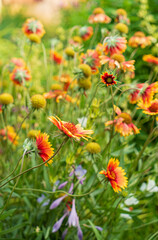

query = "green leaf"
88;220;102;240
0;208;16;221
0;222;27;235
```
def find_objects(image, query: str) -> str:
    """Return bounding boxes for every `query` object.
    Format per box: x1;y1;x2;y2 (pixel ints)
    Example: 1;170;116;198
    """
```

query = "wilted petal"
77;224;83;240
58;181;68;189
124;196;139;206
77;117;87;128
50;195;66;209
62;228;68;240
52;212;68;233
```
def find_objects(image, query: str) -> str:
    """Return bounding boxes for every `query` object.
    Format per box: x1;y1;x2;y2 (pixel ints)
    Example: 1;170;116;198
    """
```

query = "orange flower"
50;50;63;65
48;116;93;141
115;9;130;25
7;58;25;73
36;133;54;165
22;18;45;43
44;90;72;103
0;105;2;113
129;82;158;104
0;126;19;145
100;53;135;72
10;67;31;86
103;36;127;55
101;72;116;86
105;106;140;137
80;49;101;74
79;26;93;41
137;99;158;115
143;55;158;65
99;158;128;192
129;32;152;48
89;8;111;24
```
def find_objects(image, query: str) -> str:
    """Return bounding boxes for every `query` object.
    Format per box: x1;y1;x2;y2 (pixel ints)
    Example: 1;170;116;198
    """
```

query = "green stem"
0;137;69;189
0;149;27;215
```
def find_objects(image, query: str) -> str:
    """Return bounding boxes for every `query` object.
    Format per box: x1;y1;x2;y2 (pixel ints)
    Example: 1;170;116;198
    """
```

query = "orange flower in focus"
80;49;101;74
143;55;158;65
22;18;45;43
7;58;25;73
129;82;158;104
89;8;111;24
10;67;31;86
44;90;72;103
137;99;158;115
101;72;116;86
36;133;54;165
129;32;152;48
100;53;135;73
103;36;127;55
50;51;63;65
79;26;93;41
48;116;93;141
0;126;19;145
105;106;140;137
99;158;128;192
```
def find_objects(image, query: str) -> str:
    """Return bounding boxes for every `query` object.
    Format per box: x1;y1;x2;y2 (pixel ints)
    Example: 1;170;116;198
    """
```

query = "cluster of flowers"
0;5;158;239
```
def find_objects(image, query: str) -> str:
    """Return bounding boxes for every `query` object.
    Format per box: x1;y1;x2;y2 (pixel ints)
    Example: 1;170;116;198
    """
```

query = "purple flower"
77;224;83;240
53;180;60;192
37;194;50;206
52;212;68;233
50;195;67;210
95;226;103;232
62;228;68;240
68;199;79;227
50;183;74;210
75;165;87;184
58;181;68;189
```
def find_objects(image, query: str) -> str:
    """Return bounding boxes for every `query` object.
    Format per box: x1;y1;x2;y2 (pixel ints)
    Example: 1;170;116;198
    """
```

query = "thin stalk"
0;137;69;189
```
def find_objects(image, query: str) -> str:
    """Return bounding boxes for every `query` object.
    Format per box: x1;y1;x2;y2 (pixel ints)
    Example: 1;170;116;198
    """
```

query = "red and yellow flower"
10;67;31;86
115;8;130;25
99;158;128;193
143;55;158;65
44;90;72;103
0;126;19;145
129;32;152;48
7;58;25;73
101;72;116;86
79;26;93;41
103;36;127;55
88;8;111;24
48;116;93;141
137;99;158;115
105;106;140;137
22;18;45;43
36;133;54;165
129;82;158;104
80;49;101;74
100;53;135;73
50;50;64;65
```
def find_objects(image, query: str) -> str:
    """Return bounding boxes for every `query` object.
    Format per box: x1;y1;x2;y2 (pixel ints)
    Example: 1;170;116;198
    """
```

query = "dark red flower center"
148;101;158;112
